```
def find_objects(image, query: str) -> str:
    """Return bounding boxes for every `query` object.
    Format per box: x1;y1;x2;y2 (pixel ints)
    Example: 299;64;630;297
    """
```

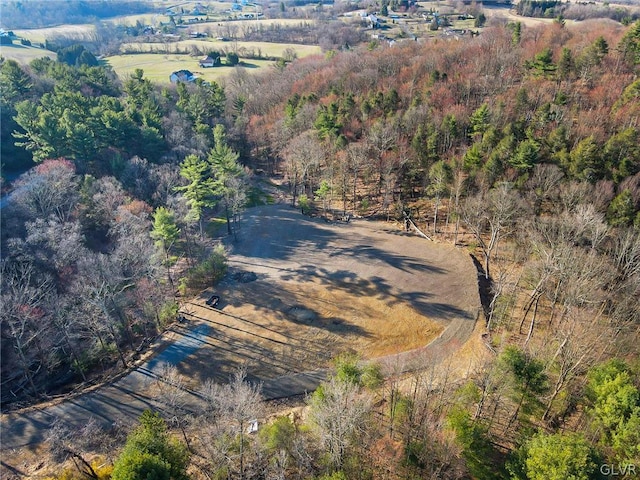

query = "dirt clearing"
177;204;480;384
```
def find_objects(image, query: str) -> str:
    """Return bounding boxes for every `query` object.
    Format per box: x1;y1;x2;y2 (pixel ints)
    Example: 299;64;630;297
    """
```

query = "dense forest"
0;57;235;405
1;16;640;480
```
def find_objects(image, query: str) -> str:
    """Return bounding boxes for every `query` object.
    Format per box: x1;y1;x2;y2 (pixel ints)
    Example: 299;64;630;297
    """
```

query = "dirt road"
1;204;480;453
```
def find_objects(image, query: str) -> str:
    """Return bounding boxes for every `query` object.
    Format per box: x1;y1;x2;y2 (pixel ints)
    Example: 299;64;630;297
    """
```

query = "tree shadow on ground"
237;265;472;323
229;205;448;275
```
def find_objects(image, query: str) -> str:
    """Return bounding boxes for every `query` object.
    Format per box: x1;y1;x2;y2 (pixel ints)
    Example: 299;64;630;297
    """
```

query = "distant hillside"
0;0;155;29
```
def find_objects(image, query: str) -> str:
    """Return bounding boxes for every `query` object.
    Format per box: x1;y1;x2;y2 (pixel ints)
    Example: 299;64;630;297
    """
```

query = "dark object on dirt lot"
288;306;317;324
206;295;220;307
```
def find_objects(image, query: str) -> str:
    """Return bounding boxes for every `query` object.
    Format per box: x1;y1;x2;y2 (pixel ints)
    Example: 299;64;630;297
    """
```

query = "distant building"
169;70;196;83
199;54;220;68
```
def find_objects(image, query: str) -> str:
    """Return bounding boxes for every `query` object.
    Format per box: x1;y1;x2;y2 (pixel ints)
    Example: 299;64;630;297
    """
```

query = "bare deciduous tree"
610;227;640;282
462;182;523;279
541;311;609;422
558;181;591;214
198;368;263;479
0;261;56;396
367;120;398;196
46;417;105;479
283;131;324;207
110;204;158;283
153;363;194;451
568;204;609;251
346;142;369;212
525;163;564;214
77;253;137;368
13;158;78;222
308;377;373;471
24;218;87;277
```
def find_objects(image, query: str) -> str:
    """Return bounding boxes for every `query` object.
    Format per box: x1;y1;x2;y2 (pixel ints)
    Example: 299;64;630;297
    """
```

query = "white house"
169;70;196;83
199;55;220;68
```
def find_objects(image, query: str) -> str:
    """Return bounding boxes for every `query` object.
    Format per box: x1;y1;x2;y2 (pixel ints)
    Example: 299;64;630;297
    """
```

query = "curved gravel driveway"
1;204;480;451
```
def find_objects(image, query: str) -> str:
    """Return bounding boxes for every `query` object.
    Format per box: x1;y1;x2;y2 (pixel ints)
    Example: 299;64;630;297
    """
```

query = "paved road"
1;204;480;451
1;315;330;450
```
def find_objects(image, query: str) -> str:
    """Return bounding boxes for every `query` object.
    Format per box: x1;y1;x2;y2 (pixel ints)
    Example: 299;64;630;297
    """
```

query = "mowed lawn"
105;53;275;83
13;24;96;44
0;44;55;63
120;39;322;58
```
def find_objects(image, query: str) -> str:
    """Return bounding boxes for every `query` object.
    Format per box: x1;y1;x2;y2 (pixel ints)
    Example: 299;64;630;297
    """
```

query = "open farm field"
105;53;274;83
166;0;230;11
195;18;318;29
0;44;55;63
482;4;561;26
12;24;96;44
104;13;171;26
120;39;322;58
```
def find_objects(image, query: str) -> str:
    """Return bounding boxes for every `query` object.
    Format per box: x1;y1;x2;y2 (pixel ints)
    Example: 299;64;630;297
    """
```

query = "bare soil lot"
177;204;479;384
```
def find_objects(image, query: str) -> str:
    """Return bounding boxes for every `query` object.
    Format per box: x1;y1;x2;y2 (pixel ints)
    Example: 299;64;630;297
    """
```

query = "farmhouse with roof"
169;70;196;83
199;54;221;68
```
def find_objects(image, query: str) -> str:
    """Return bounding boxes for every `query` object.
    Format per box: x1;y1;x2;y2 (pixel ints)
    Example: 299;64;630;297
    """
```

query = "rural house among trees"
169;69;196;83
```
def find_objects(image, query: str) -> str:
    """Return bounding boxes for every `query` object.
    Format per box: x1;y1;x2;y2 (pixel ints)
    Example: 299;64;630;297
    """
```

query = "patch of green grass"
0;44;55;64
166;0;230;12
456;19;476;29
104;53;274;83
196;18;317;30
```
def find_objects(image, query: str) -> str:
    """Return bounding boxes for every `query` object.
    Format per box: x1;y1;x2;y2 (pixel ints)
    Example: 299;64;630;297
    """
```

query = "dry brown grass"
227;277;443;359
179;275;443;385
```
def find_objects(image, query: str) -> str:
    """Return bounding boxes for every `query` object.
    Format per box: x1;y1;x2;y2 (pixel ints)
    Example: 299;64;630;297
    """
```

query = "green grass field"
196;18;317;29
105;53;275;83
120;39;321;58
0;44;56;63
13;24;96;44
104;13;171;26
